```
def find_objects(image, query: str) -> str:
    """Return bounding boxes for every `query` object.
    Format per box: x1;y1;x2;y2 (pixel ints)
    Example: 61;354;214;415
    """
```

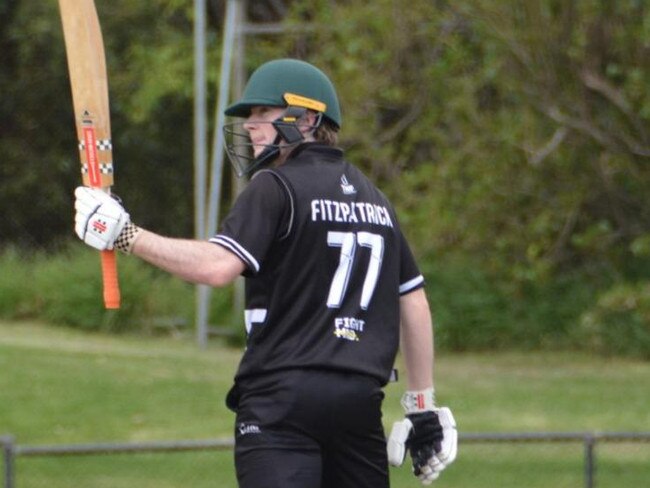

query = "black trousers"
230;369;389;488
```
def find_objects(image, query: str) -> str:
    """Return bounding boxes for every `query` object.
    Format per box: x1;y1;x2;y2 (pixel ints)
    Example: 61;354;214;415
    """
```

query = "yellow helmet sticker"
284;93;327;113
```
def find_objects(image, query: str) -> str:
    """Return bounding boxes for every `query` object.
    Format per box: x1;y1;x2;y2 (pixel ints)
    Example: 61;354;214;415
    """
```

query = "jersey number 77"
326;231;384;310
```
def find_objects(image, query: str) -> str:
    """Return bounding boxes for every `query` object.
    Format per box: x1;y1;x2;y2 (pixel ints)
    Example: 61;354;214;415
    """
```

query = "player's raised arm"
73;186;245;287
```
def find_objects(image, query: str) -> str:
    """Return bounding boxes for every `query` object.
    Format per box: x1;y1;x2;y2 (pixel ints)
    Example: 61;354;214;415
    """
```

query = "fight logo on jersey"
340;174;357;195
334;317;365;342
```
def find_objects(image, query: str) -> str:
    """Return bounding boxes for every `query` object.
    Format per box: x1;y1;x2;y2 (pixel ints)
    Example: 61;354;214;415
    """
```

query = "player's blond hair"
314;119;339;146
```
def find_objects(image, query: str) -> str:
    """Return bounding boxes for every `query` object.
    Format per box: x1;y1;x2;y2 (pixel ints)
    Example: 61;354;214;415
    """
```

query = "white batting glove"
387;388;458;485
74;186;133;252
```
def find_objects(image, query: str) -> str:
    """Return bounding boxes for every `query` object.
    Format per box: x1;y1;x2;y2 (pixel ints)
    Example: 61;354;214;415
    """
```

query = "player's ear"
302;110;322;134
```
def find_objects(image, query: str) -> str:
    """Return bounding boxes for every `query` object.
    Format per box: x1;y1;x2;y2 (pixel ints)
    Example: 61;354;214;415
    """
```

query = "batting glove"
387;388;457;485
74;186;141;253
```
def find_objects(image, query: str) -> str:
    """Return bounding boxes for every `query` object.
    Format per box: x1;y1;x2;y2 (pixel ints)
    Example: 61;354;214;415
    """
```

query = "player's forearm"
131;229;243;287
399;288;435;390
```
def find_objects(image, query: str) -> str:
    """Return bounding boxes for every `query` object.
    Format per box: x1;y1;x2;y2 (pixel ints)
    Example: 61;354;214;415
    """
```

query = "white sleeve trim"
210;235;260;273
399;275;425;295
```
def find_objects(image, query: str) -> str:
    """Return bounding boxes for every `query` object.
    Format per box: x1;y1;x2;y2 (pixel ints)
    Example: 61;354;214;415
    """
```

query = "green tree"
1;0;648;354
0;0;201;247
278;0;650;350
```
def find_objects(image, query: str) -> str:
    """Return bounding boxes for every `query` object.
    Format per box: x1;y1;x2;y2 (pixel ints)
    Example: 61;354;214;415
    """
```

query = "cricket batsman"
74;58;457;486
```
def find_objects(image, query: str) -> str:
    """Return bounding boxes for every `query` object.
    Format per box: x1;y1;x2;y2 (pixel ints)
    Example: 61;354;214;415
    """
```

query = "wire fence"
2;432;649;488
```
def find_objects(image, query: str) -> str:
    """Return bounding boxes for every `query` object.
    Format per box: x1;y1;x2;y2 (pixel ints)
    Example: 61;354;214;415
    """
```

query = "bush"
422;254;602;351
0;245;240;335
423;256;516;351
579;282;650;359
0;247;36;318
3;245;647;357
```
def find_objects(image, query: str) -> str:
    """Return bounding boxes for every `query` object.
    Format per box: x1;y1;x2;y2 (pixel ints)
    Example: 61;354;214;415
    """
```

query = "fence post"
1;435;15;488
584;434;596;488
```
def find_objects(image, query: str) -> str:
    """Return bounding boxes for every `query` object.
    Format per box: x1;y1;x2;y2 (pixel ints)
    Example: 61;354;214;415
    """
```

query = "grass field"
1;320;649;487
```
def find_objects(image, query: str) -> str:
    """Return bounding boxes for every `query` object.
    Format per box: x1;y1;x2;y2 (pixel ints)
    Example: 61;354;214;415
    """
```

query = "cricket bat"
58;0;120;309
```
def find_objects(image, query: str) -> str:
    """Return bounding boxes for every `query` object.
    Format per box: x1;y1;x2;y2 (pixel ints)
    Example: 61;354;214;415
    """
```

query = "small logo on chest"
340;175;357;195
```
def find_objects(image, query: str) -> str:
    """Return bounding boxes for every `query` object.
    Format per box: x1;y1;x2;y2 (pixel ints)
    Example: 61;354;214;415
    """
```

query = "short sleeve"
210;170;291;275
398;230;425;295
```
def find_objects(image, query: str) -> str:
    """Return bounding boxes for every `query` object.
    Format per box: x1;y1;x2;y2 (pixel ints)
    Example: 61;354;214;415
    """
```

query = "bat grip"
100;249;120;309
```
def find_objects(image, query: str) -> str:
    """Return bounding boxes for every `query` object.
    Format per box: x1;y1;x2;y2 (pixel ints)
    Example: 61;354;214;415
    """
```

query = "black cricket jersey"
211;143;424;385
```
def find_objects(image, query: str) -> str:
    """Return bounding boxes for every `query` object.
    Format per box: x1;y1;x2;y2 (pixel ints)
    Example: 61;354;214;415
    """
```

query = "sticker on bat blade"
77;109;113;187
78;139;113;151
82;110;93;125
82;126;102;187
81;162;114;175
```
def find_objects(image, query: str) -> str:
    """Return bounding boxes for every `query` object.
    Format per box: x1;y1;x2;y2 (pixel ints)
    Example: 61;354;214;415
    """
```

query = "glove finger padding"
74;186;130;251
434;407;458;466
406;407;458;485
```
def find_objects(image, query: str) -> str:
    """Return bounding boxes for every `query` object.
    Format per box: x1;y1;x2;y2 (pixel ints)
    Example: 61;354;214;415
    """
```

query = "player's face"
244;106;286;157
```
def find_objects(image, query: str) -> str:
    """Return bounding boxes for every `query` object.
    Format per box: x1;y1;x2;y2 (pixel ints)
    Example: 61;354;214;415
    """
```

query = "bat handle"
100;249;120;309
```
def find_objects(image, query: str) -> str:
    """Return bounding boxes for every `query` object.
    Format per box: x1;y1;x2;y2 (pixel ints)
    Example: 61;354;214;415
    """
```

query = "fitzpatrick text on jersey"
310;199;394;227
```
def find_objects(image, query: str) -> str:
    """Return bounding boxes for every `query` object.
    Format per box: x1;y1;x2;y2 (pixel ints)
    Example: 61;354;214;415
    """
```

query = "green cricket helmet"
225;58;341;127
223;59;341;176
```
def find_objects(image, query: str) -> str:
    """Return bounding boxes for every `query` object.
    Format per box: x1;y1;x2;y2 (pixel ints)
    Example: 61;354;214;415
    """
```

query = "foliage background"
0;0;648;357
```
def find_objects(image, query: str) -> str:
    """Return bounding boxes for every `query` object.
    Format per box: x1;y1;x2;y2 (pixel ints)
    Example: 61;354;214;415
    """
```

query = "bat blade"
59;0;120;309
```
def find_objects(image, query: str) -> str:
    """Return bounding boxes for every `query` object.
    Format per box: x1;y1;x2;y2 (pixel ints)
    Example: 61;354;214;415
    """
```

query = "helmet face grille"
225;59;341;128
222;107;324;177
222;122;279;177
